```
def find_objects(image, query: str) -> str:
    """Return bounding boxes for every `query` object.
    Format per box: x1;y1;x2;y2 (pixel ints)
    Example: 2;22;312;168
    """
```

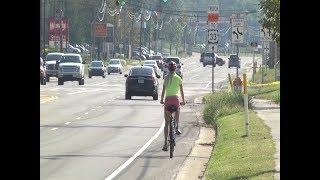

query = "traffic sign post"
207;5;219;93
260;27;272;82
230;14;245;78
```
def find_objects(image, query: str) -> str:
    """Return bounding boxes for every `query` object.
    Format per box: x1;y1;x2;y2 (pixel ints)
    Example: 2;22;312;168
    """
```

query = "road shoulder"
175;96;215;180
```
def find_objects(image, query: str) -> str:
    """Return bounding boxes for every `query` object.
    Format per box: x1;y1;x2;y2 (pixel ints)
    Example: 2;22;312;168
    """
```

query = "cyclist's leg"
170;96;181;134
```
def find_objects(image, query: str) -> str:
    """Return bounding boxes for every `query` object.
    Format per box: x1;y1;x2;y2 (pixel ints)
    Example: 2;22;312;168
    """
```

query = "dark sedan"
88;61;107;78
124;66;160;100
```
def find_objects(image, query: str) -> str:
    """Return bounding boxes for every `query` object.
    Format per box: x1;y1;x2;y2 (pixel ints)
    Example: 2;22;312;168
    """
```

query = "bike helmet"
168;61;177;71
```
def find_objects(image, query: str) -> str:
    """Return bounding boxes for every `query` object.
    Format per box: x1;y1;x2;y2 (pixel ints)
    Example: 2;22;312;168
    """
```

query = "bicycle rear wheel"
169;117;175;158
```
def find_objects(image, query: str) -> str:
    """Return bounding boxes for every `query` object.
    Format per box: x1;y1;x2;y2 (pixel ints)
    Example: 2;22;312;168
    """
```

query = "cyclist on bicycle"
160;61;185;151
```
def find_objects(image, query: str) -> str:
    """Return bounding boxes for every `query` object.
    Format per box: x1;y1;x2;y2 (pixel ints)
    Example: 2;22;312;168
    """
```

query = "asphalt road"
40;53;260;180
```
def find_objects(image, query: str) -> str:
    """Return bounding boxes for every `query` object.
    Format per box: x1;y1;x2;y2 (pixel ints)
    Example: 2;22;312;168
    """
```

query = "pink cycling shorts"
164;96;180;111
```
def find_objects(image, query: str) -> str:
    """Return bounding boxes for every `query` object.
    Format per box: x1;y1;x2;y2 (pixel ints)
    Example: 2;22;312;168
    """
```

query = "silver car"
143;60;160;76
107;59;123;74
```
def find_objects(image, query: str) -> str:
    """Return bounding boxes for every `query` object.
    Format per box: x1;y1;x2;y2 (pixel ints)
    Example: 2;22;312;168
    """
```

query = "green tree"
259;0;280;43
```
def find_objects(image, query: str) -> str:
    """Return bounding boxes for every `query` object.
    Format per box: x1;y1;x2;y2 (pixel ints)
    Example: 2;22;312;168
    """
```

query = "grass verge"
203;91;252;124
252;67;278;84
204;111;276;179
248;82;280;104
255;89;280;104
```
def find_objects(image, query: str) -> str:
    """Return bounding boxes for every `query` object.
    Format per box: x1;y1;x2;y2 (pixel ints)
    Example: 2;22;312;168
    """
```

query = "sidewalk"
252;98;280;179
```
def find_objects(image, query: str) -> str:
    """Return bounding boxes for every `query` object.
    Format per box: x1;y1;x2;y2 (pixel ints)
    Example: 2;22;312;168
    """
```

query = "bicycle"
166;102;184;158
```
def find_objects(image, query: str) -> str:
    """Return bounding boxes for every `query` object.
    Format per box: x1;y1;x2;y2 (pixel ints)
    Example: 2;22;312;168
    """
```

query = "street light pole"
42;0;46;56
59;0;63;53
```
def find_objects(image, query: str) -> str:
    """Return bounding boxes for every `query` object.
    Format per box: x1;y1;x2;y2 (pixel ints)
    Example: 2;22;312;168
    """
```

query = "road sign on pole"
260;27;272;41
207;5;219;93
231;18;244;44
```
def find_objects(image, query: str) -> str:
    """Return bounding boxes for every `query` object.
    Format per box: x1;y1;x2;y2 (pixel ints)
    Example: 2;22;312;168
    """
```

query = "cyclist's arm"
160;85;166;104
180;84;185;105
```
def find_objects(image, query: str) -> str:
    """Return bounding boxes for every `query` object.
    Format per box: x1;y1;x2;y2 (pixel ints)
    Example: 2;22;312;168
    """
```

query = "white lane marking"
67;89;108;95
68;90;90;95
190;67;202;72
104;102;106;104
85;112;89;115
104;121;165;180
92;109;96;111
188;75;199;80
98;106;102;108
51;128;58;131
204;82;212;89
87;82;109;86
113;98;116;100
65;122;71;125
49;87;60;91
76;117;81;120
108;100;111;102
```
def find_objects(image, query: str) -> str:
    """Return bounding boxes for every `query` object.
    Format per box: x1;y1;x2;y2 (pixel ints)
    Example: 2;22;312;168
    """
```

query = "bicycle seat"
166;105;178;113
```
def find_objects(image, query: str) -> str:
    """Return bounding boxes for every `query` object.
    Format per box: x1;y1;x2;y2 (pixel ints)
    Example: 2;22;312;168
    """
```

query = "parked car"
40;57;47;85
45;52;64;82
228;54;240;68
58;53;85;85
124;66;161;100
107;59;123;74
66;43;81;54
132;51;146;60
143;60;160;76
162;53;170;58
148;55;164;71
202;52;216;67
88;61;107;78
162;57;183;79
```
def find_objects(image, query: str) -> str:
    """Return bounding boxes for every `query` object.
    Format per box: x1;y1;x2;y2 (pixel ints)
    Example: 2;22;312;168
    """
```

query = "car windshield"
130;68;153;76
110;60;120;64
60;55;81;63
151;56;162;60
144;61;155;65
91;61;103;67
230;55;238;59
164;58;180;64
46;54;63;61
204;53;214;57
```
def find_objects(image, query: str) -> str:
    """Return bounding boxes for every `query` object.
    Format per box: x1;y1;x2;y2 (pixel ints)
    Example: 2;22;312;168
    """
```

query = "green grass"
248;84;279;97
252;67;278;84
255;89;280;104
204;112;276;179
203;91;252;124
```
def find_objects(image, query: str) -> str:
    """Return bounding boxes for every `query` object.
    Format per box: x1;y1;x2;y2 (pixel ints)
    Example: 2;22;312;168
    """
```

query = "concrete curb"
175;96;215;180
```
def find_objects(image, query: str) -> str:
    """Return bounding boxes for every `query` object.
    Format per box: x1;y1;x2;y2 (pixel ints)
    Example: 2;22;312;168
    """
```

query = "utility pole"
59;0;63;53
42;0;46;57
140;10;143;60
236;45;239;78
